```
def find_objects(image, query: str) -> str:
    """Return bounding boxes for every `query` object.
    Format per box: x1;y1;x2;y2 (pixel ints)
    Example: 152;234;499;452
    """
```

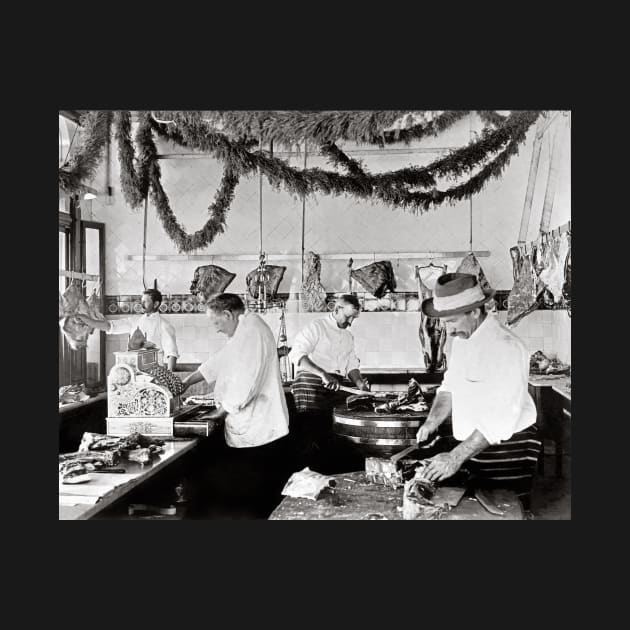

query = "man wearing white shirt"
79;289;179;371
288;294;369;472
180;293;291;518
415;273;541;507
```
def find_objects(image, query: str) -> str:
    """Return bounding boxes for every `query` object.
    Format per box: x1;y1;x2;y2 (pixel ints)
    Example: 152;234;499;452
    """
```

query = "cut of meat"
507;247;539;326
246;265;286;300
562;233;571;316
351;261;396;298
300;251;327;312
416;268;447;373
456;252;496;311
59;316;92;350
190;264;236;301
538;234;566;304
59;282;99;350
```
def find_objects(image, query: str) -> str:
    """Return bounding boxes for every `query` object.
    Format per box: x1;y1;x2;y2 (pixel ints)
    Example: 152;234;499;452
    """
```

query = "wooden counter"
269;471;524;520
59;433;219;520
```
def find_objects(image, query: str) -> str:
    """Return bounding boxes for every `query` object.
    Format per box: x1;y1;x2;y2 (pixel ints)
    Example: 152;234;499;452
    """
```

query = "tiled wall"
105;308;571;377
497;309;571;364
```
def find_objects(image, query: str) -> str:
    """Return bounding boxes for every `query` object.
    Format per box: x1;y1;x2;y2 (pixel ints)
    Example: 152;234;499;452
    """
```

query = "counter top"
269;471;524;520
528;374;571;401
58;391;107;414
59;435;214;520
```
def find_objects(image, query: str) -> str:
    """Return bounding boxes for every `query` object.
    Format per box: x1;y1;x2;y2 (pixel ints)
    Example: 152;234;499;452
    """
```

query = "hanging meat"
351;261;396;298
537;234;564;305
59;283;96;350
300;251;327;312
190;264;236;301
245;264;286;300
416;269;447;372
457;252;496;312
507;246;540;326
562;233;571;317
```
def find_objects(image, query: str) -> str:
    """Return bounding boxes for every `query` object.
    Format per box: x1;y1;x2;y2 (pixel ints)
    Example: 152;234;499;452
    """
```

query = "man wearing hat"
416;273;540;507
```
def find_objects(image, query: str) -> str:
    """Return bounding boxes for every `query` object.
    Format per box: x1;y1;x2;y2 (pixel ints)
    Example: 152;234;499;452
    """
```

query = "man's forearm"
347;369;365;387
181;370;205;390
450;429;489;466
79;317;111;332
425;391;452;429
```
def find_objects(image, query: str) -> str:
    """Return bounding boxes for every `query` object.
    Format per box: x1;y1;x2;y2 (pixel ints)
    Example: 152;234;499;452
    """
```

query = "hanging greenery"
150;110;541;207
58;111;111;194
114;110;155;209
60;110;543;252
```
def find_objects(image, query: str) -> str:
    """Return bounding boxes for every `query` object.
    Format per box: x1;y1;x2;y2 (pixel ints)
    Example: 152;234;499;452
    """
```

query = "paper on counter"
281;467;336;500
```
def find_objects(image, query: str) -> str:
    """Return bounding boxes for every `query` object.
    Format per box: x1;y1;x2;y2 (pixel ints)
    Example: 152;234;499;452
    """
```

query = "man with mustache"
288;294;369;473
416;273;540;508
78;288;179;370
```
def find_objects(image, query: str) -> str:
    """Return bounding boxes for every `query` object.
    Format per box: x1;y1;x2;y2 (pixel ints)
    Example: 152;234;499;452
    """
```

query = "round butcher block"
333;404;428;458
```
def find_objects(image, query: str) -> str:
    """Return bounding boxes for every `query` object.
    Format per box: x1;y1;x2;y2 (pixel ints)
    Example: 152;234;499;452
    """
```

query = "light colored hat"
421;273;495;318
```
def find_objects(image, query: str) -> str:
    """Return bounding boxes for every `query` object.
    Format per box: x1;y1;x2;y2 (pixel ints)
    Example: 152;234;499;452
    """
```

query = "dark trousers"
187;434;296;519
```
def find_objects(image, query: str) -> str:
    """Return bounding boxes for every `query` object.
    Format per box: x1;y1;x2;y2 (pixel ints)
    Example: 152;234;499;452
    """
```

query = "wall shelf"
126;251;490;263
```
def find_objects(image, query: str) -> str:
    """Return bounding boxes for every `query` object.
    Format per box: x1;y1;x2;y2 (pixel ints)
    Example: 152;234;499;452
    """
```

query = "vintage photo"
59;110;571;520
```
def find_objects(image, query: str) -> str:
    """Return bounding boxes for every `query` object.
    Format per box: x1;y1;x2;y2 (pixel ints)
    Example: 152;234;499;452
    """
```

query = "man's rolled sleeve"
107;317;134;334
161;321;179;359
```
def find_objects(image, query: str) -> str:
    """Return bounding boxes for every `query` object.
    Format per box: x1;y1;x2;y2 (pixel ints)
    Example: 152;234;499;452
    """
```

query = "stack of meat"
346;379;428;414
59;283;105;350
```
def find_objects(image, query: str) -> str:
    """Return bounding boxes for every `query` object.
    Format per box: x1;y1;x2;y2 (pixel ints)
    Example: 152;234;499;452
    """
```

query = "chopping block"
365;444;418;488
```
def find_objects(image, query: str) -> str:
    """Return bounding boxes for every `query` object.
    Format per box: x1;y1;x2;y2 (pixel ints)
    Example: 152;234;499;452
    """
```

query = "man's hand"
420;452;461;482
321;372;341;391
357;378;370;392
416;421;437;444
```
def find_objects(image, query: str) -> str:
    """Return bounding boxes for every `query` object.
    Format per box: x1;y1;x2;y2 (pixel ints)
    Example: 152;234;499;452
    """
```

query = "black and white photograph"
58;110;571;521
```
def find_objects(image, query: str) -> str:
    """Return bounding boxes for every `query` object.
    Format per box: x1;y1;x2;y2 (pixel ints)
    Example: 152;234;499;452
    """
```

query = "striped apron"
290;370;350;414
464;424;542;503
434;423;542;507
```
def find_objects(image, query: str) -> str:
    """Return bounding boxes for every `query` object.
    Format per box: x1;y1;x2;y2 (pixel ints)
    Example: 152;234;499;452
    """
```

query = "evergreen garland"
114;110;155;208
63;109;543;251
58;111;111;193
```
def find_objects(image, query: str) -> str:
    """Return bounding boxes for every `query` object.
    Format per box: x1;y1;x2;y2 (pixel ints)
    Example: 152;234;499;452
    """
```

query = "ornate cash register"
106;348;183;437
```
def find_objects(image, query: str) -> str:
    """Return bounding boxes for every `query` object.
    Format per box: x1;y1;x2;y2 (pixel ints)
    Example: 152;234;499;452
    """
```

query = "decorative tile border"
105;290;567;314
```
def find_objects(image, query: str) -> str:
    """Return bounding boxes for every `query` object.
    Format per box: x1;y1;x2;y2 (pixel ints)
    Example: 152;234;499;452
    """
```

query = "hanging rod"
156;147;456;160
59;270;101;281
127;251;490;263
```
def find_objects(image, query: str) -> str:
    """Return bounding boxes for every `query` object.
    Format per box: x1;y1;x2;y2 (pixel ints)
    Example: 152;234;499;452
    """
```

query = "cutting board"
431;486;467;507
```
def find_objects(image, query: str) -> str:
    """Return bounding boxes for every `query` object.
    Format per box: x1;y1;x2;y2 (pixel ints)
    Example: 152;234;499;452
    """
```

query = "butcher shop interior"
58;110;571;520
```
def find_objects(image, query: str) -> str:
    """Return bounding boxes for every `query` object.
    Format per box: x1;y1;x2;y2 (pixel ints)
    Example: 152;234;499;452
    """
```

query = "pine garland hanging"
114;110;154;208
114;111;241;252
62;109;544;252
58;111;111;193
